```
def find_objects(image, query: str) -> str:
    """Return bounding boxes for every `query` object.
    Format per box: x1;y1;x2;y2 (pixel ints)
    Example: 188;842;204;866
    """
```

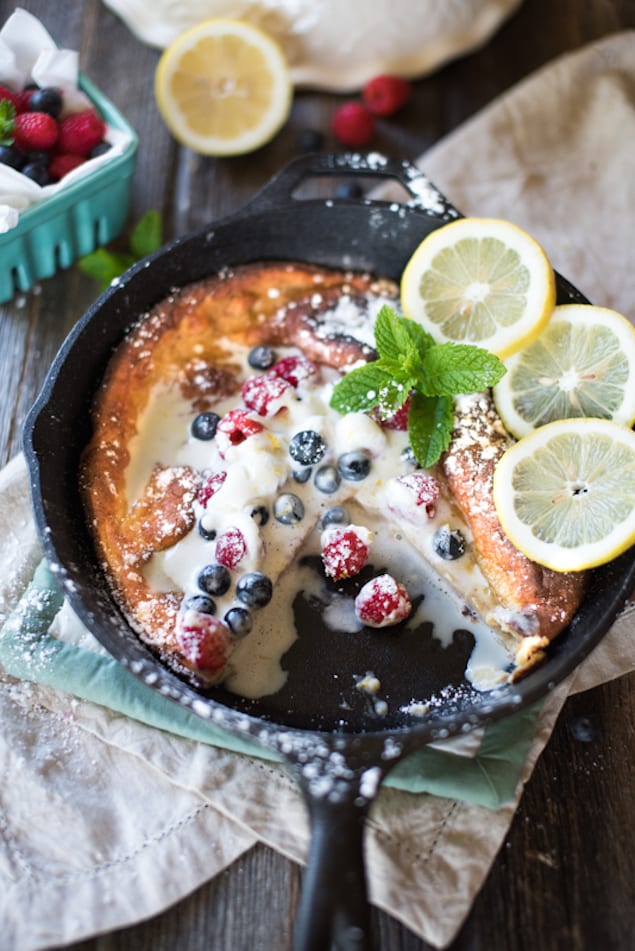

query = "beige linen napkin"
1;31;634;951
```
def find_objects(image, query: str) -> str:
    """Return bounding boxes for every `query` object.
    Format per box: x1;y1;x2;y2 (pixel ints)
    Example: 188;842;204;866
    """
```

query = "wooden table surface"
1;1;634;949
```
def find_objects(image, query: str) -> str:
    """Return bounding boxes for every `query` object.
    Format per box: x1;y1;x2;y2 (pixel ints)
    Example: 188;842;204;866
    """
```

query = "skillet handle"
293;777;377;951
243;152;459;221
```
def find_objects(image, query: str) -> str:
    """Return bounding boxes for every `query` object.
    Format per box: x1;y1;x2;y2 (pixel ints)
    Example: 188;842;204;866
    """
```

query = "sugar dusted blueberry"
289;430;326;466
184;594;216;615
236;571;273;607
315;465;341;494
248;345;277;370
224;606;252;638
198;520;217;541
191;411;220;440
292;467;312;484
337;450;371;481
321;506;349;528
274;492;305;524
433;525;466;561
250;504;269;526
198;563;231;596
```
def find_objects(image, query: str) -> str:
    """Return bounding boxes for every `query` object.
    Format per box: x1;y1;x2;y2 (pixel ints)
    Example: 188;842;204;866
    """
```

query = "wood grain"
1;0;634;948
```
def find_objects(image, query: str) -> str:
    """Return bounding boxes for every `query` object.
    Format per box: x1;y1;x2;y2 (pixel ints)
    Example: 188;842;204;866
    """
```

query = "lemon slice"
493;418;635;571
493;304;635;438
154;18;292;156
401;217;556;359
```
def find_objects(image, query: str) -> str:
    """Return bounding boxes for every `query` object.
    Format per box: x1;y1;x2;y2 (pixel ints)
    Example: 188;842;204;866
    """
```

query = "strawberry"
362;75;412;116
58;108;106;156
197;470;227;506
215;527;247;569
271;354;319;387
241;371;291;416
354;574;412;628
48;152;86;181
321;525;371;581
331;101;375;148
176;610;231;672
13;111;58;151
215;409;264;456
0;84;19;111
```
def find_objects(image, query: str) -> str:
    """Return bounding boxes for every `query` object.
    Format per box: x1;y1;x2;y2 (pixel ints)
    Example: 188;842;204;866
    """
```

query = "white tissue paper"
0;8;133;234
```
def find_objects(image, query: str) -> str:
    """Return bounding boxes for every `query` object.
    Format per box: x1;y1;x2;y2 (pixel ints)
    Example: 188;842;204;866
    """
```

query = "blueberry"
90;141;111;159
29;86;62;118
400;445;418;467
297;128;324;152
289;430;326;466
22;162;49;186
251;505;269;526
191;411;220;440
184;594;216;615
198;520;217;541
433;525;466;560
224;606;252;638
321;506;349;528
198;563;231;596
248;345;277;370
0;145;23;170
337;450;371;481
274;492;305;524
292;467;312;484
314;465;341;494
569;715;599;743
335;181;364;200
236;571;273;607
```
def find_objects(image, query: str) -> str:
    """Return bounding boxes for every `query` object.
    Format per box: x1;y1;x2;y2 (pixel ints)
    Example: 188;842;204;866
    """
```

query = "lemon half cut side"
493;417;635;572
401;217;556;359
154;18;292;156
494;304;635;438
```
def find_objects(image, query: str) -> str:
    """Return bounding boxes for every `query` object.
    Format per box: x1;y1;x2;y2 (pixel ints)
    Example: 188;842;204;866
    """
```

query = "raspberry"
321;525;371;581
215;409;264;456
241;371;291;416
176;610;231;672
271;355;319;387
373;393;412;430
58;108;106;156
331;102;375;148
13;112;58;151
215;527;247;569
197;470;227;506
389;472;440;519
354;574;412;628
362;75;412;116
48;152;86;181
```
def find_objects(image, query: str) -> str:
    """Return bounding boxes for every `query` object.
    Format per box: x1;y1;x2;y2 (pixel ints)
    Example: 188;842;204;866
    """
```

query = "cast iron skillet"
23;154;635;950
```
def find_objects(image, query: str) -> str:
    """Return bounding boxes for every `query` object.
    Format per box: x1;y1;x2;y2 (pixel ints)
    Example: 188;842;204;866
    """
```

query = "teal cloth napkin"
0;559;542;809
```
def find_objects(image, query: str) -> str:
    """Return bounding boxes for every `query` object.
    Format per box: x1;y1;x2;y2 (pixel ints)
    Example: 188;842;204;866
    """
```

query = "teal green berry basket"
0;74;138;303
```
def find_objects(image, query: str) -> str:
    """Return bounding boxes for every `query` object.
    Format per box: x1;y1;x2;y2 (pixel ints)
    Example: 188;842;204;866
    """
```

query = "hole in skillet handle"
241;151;461;222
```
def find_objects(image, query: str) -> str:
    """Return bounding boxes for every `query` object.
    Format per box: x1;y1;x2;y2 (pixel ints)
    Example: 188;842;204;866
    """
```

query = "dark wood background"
1;1;634;949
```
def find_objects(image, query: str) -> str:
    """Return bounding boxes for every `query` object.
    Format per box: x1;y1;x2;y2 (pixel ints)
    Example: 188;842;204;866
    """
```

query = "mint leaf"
329;362;393;414
130;209;162;259
407;391;455;467
374;305;434;362
0;99;16;147
78;249;136;291
420;342;506;396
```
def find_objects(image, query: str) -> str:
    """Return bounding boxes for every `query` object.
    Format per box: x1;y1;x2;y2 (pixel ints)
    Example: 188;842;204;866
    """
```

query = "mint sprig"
0;99;16;147
330;305;506;467
78;210;163;291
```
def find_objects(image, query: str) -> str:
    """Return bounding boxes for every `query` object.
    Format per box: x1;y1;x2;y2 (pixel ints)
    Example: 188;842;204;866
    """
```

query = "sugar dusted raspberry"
216;409;264;456
198;470;227;506
390;472;440;519
58;108;106;156
241;371;291;416
374;393;412;431
271;355;319;387
321;524;371;581
215;527;247;569
176;610;231;672
354;574;412;628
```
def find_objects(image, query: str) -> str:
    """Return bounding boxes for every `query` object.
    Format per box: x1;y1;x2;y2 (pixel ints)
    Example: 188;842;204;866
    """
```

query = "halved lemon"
493;304;635;438
400;217;556;359
154;18;292;156
493;417;635;572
